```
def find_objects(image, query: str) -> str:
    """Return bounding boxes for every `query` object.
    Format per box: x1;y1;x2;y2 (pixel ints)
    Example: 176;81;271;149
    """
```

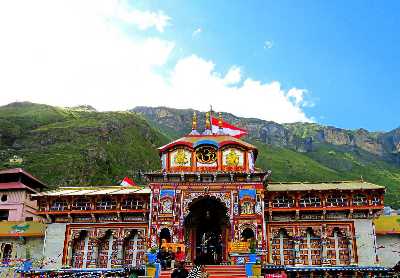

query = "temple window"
326;228;350;266
122;198;144;210
271;229;294;266
38;199;47;211
371;196;381;206
71;230;89;268
123;230;145;267
299;228;321;265
71;198;91;211
96;198;117;210
98;230;115;268
352;194;368;206
241;227;255;241
300;194;321;208
272;195;294;208
326;194;347;207
50;199;68;211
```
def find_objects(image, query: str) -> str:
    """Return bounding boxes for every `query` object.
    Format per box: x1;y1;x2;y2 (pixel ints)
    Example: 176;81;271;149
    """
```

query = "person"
168;246;176;269
171;262;189;278
158;246;171;270
175;247;185;263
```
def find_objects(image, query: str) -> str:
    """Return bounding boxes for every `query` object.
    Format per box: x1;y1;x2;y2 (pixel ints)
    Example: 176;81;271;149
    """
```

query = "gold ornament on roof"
174;149;189;166
192;111;197;130
205;111;211;130
225;149;239;166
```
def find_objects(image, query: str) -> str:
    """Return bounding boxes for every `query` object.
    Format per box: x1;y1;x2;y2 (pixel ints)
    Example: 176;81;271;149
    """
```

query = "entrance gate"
184;197;230;264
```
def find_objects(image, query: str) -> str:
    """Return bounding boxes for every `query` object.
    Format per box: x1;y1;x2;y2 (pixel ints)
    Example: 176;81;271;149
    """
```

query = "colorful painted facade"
29;112;390;276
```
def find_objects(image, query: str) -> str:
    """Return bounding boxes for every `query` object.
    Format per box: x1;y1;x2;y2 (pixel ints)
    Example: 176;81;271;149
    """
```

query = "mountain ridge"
0;102;399;208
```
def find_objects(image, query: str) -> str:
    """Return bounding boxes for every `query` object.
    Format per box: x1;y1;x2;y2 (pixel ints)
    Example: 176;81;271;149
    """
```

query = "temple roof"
267;181;385;192
158;134;257;154
32;186;150;197
374;215;400;235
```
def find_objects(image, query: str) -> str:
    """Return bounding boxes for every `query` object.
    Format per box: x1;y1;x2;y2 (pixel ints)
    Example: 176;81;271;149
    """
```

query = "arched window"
272;195;294;208
300;228;321;265
326;194;347;207
98;230;116;268
71;198;91;210
123;230;145;267
271;229;294;266
353;194;367;206
96;198;116;210
50;199;68;211
300;194;321;208
326;228;351;266
2;244;12;265
122;198;144;210
71;230;89;268
159;228;171;245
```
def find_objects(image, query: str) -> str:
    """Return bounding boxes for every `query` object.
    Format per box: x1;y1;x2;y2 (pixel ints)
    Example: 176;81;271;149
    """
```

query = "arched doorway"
184;196;229;265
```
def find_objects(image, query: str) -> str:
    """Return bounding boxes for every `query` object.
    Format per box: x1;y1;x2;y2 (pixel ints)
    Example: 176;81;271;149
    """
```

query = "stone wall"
353;219;377;266
376;234;400;267
42;223;67;269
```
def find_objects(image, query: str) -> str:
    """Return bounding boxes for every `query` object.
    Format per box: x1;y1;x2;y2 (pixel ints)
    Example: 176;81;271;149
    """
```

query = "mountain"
0;102;169;186
1;102;399;208
133;106;400;208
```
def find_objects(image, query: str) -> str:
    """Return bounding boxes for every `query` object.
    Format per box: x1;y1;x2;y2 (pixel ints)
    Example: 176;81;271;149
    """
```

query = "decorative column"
115;237;125;267
87;237;100;268
292;236;302;266
320;225;329;266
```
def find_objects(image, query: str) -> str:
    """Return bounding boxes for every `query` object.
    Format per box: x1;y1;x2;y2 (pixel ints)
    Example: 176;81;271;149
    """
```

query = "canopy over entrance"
184;196;230;264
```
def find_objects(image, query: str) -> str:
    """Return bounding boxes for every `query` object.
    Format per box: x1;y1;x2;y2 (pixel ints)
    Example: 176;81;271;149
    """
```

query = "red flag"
211;117;247;138
120;177;136;186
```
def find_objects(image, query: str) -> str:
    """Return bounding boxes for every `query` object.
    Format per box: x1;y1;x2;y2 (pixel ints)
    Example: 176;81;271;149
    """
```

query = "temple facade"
31;112;388;276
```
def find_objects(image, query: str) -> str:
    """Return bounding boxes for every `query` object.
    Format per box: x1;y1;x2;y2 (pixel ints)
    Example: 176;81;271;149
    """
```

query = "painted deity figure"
174;149;189;166
225;149;239;166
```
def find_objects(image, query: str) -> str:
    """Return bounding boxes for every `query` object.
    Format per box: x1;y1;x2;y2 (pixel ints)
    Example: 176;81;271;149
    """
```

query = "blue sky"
134;0;400;131
0;1;399;131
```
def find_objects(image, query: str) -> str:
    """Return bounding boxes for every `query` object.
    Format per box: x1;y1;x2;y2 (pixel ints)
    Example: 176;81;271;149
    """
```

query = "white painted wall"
353;219;377;266
42;223;67;269
376;234;400;267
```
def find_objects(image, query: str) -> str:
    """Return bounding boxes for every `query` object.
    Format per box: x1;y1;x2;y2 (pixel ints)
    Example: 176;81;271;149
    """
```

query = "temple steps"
160;265;247;278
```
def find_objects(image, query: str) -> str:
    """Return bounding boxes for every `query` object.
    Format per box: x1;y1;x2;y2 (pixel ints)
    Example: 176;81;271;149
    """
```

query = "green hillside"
0;102;169;186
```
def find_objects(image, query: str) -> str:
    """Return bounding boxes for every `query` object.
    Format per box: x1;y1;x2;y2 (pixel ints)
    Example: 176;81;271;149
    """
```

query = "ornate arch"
183;192;230;218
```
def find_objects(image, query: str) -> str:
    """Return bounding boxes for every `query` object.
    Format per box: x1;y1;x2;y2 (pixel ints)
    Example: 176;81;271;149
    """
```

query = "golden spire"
218;112;223;129
205;111;211;130
192;111;197;130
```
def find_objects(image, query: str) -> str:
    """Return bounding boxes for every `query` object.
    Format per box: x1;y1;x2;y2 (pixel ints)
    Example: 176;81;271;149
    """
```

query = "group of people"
157;247;208;278
157;246;186;271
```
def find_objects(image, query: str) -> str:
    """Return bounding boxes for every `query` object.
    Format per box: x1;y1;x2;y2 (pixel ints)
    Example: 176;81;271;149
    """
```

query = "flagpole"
210;105;213;134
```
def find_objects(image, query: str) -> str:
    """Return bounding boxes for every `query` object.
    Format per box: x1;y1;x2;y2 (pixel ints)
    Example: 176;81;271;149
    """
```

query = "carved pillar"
293;237;301;266
320;225;329;266
116;237;125;267
87;237;100;268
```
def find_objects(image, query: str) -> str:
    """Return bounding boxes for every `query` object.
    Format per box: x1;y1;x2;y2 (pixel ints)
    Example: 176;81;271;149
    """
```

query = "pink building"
0;168;46;221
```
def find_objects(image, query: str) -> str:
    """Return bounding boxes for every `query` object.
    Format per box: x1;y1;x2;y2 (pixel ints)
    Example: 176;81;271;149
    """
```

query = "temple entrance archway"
184;196;230;264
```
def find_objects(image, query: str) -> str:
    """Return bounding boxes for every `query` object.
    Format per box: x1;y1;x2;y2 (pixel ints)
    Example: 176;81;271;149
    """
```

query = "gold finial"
218;112;223;129
192;111;197;130
205;111;211;130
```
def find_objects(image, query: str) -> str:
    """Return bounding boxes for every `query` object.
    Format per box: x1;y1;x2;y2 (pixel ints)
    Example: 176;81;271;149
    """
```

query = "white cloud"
264;40;273;49
192;27;202;37
113;4;171;32
0;0;312;123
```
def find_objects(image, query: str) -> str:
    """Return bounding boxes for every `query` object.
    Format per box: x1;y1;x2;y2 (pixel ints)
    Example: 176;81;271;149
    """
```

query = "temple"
16;111;389;276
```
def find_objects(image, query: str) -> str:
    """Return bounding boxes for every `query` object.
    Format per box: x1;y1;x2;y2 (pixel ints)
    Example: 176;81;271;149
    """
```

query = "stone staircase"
160;265;247;278
204;265;247;278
